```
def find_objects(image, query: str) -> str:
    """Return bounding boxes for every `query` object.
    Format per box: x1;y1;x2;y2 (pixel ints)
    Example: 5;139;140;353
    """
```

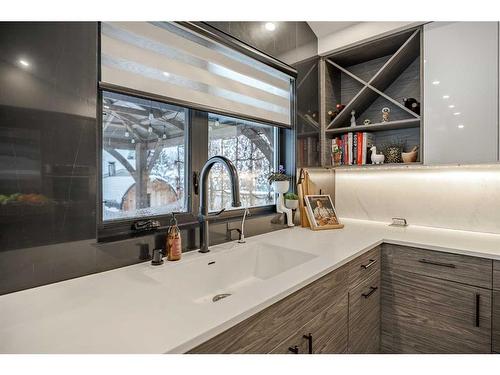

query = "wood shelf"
331;162;422;170
328;29;416;67
326;29;421;130
326;118;420;136
369;30;420;92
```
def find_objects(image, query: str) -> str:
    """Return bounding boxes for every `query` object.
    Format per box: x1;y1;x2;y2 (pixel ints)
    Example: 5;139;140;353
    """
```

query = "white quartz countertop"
1;218;500;354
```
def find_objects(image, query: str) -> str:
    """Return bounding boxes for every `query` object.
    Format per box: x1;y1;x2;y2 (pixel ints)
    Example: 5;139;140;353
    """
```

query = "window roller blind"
101;22;294;127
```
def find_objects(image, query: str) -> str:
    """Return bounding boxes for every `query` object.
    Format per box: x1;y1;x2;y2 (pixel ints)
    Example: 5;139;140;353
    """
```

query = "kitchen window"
101;91;188;222
98;22;295;240
208;114;277;211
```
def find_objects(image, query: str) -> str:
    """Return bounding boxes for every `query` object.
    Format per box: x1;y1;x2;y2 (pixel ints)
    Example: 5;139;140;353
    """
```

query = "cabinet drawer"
383;244;492;289
188;264;348;353
348;246;381;290
381;270;492;353
270;294;348;354
494;261;500;291
348;271;380;353
493;291;500;353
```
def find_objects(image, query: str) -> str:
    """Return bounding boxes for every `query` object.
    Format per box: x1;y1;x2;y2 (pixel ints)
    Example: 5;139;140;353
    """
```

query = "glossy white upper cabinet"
423;22;499;165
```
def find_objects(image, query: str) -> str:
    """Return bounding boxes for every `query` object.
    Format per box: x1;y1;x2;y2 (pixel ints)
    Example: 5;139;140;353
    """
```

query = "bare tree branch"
104;146;136;178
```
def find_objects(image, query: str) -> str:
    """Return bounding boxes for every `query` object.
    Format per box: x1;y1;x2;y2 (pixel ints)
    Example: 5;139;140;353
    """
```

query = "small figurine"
350;110;356;127
382;107;390;122
370;146;385;164
363;119;371;125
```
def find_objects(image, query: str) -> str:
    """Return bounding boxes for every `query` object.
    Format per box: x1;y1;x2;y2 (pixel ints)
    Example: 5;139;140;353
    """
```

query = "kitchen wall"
335;165;500;234
0;21;317;296
207;22;317;65
312;21;423;56
0;22;101;294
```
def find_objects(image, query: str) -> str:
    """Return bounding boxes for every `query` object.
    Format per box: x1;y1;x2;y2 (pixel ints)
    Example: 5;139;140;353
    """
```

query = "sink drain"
212;293;231;302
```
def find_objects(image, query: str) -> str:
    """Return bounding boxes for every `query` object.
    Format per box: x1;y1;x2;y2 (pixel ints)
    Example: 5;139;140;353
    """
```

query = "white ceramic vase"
272;180;294;227
285;199;299;210
273;180;290;194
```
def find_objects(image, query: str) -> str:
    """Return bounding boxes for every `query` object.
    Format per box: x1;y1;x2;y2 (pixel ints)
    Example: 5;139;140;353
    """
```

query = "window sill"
97;205;276;243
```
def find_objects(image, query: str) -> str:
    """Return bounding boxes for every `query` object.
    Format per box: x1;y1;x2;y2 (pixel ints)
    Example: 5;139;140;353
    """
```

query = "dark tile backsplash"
0;22;99;294
0;22;98;252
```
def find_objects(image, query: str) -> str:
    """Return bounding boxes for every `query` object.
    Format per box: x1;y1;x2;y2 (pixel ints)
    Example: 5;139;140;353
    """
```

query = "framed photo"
304;195;344;230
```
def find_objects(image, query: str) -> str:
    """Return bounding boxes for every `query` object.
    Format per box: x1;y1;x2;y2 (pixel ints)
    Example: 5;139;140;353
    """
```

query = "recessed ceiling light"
264;22;276;31
448;104;455;108
442;95;450;99
453;112;461;116
19;59;30;67
458;124;464;129
432;80;440;85
162;71;170;77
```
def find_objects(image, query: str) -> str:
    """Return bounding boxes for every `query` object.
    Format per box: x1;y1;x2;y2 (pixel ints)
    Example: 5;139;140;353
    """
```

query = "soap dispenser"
166;213;182;261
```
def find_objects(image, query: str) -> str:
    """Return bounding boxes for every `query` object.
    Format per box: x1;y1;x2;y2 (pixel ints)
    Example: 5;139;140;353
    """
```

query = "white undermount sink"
145;243;317;304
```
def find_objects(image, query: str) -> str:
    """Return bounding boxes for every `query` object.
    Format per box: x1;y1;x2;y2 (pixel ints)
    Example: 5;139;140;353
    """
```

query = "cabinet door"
348;271;380;353
270;294;348;354
423;22;499;165
189;265;348;353
493;291;500;353
381;270;491;353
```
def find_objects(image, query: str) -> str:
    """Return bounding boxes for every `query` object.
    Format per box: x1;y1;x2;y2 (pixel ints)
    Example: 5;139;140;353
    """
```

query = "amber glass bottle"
166;224;182;261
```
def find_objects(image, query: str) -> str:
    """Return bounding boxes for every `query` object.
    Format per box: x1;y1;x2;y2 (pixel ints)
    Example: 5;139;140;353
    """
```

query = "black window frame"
96;22;296;243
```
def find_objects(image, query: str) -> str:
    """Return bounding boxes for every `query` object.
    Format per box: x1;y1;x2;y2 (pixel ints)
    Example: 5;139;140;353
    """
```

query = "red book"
357;133;363;165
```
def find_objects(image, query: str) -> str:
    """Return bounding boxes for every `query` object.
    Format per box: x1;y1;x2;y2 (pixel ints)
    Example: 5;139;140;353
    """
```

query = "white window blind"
101;22;294;127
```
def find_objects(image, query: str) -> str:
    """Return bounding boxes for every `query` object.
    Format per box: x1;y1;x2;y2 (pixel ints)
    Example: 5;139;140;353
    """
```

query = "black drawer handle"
361;259;377;270
303;333;313;354
288;345;299;354
418;258;456;268
475;293;480;328
362;286;378;298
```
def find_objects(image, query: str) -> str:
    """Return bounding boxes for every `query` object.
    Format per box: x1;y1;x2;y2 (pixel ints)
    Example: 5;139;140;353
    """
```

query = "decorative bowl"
402;150;418;163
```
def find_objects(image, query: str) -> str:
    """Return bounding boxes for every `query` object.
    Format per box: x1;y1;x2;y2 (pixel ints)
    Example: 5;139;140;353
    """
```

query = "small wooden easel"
297;168;311;228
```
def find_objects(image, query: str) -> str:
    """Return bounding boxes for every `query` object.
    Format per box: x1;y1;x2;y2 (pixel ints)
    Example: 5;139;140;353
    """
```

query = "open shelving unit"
316;27;423;167
326;118;420;136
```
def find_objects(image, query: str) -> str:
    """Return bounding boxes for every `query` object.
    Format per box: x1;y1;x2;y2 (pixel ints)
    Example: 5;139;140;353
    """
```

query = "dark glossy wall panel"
0;22;98;251
207;22;317;65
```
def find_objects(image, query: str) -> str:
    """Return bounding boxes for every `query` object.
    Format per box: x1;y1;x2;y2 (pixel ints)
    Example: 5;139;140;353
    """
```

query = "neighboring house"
103;169;181;220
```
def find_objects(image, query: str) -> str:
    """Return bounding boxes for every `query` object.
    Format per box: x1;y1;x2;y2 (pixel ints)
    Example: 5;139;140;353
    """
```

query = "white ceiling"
307;22;360;38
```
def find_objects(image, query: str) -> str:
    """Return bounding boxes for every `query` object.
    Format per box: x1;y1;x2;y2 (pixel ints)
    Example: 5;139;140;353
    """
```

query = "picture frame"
304;195;344;231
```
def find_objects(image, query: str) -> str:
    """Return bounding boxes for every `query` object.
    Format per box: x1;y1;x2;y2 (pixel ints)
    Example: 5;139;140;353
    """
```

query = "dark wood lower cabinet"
348;271;380;353
381;270;491;353
270;294;348;354
188;244;496;354
188;264;349;354
493;291;500;353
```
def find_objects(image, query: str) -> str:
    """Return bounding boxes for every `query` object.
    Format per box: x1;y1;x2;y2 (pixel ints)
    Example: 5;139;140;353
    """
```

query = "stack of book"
331;132;375;165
